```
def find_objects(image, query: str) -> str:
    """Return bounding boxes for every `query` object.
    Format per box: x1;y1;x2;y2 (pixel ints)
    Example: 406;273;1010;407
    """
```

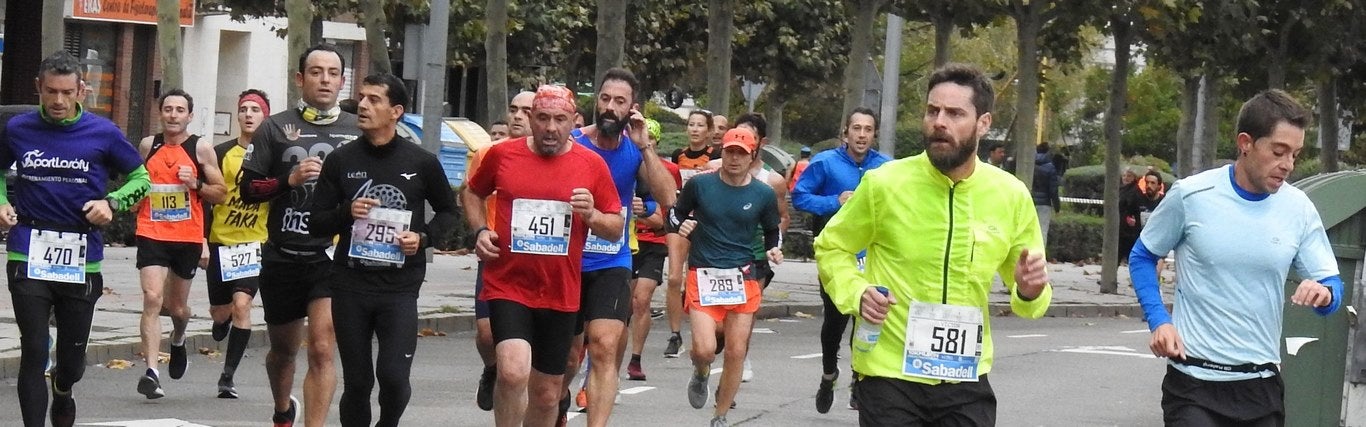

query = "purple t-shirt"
0;111;143;263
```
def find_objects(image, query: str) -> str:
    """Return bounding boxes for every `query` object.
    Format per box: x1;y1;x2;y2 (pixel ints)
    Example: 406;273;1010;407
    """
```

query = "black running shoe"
476;365;496;411
169;344;188;379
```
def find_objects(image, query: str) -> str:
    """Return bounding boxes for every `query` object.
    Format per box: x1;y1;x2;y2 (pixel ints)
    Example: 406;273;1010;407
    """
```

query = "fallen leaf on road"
462;266;472;270
417;328;446;337
793;311;814;319
102;287;117;295
198;347;220;357
105;359;133;369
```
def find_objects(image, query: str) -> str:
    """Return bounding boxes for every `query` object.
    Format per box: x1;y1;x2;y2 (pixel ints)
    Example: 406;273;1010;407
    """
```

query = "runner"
710;114;728;151
488;120;510;141
239;43;363;427
791;107;891;413
786;146;812;192
670;110;718;184
814;63;1052;425
134;88;228;399
473;90;535;411
671;128;782;427
1129;89;1341;426
560;67;677;426
626;119;683;381
205;89;272;399
308;73;458;427
463;84;621;427
0;50;150;427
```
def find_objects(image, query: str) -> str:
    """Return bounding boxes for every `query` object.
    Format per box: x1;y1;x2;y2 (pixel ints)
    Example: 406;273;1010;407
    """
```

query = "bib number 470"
43;247;75;265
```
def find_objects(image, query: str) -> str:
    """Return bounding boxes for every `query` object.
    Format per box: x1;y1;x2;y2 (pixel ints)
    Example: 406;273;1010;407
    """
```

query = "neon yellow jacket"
814;154;1052;384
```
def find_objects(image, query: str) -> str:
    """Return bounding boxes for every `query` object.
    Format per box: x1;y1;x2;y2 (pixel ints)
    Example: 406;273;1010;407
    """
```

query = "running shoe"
663;334;683;358
137;369;164;399
212;317;231;342
687;366;710;409
217;373;238;399
272;396;298;427
49;382;75;427
710;415;729;427
169;344;188;379
627;359;646;381
815;369;838;414
476;365;496;411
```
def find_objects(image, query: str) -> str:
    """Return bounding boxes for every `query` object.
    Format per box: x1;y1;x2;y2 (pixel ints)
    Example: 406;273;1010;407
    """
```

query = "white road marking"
1007;334;1047;338
752;328;776;334
790;353;823;359
79;420;212;427
566;412;582;420
711;367;724;375
1054;346;1156;359
620;386;655;395
1121;329;1149;334
777;319;801;323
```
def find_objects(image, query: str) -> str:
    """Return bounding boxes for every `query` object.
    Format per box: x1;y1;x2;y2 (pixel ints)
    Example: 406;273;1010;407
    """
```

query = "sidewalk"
0;247;1171;378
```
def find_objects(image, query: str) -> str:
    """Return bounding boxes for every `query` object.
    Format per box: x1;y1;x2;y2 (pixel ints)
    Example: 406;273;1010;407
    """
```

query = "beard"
596;110;626;136
924;130;977;173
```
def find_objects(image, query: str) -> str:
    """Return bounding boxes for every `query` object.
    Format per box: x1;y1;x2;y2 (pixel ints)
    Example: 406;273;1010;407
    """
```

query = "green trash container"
1283;170;1366;426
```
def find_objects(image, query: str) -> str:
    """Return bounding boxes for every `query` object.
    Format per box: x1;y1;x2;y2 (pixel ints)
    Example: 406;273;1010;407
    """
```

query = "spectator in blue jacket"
1031;143;1061;245
791;106;891;414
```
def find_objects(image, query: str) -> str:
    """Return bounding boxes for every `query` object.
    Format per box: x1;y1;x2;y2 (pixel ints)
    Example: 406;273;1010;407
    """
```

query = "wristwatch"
104;196;121;212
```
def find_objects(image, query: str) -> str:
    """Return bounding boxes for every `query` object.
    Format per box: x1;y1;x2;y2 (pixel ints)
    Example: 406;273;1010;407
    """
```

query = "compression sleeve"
1315;275;1344;317
1129;239;1169;331
109;166;151;212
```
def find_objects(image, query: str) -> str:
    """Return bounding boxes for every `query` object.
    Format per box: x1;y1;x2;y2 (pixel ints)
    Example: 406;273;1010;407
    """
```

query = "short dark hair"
1144;170;1163;184
37;50;82;81
845;107;878;132
1236;89;1310;140
1036;142;1050;154
491;120;508;127
927;63;994;117
362;73;409;107
297;43;346;75
988;142;1005;152
734;112;767;140
598;67;640;100
160;88;194;113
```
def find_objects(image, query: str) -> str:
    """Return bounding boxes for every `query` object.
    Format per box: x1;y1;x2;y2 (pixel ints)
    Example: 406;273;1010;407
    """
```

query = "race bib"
149;183;191;222
696;267;746;307
218;242;262;281
902;302;983;382
348;207;412;265
27;229;87;284
680;169;701;184
584;215;627;254
510;199;572;256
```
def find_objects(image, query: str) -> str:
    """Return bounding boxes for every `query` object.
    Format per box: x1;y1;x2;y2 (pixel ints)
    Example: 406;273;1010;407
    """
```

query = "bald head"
508;91;535;138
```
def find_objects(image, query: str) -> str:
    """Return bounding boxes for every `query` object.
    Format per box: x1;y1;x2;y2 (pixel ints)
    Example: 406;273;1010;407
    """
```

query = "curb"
0;302;1150;379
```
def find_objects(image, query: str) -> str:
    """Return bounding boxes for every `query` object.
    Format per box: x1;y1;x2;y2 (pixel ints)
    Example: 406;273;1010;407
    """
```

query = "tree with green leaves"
893;0;995;68
732;0;851;147
840;0;887;116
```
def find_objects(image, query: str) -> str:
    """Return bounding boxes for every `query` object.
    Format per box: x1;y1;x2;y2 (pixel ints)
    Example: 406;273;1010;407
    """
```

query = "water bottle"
852;286;891;353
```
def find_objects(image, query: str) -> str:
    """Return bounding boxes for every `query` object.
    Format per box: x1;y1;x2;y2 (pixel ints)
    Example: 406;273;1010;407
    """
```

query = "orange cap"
720;128;758;153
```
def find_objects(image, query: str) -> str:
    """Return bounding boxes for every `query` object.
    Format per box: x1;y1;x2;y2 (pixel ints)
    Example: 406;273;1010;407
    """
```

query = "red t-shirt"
467;137;622;312
636;159;682;245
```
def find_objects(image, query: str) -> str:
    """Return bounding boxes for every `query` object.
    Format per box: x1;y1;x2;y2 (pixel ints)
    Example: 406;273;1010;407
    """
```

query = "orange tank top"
136;134;206;243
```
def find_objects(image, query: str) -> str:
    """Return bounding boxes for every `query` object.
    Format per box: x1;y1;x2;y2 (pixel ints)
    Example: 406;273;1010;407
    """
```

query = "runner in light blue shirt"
1129;89;1342;425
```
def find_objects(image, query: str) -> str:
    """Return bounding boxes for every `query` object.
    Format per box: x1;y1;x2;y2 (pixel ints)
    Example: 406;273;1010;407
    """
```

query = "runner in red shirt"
463;85;622;427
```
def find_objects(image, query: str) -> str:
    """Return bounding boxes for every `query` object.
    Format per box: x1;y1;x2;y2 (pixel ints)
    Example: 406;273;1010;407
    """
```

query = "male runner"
240;44;363;427
672;128;782;427
463;84;621;427
558;68;677;426
205;89;271;399
473;90;536;411
310;73;458;427
1;50;150;427
135;88;228;399
1130;90;1342;426
815;63;1052;425
791;107;891;413
488;120;510;141
626;120;683;381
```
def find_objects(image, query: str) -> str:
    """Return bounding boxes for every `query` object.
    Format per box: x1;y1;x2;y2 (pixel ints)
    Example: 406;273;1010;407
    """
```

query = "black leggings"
8;264;102;427
332;288;418;427
819;281;853;375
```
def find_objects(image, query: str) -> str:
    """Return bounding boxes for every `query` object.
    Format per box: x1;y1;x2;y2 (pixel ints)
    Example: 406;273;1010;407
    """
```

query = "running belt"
1172;355;1278;374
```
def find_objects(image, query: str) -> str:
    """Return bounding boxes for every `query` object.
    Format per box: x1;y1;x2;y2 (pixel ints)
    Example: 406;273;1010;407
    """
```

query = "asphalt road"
0;315;1167;426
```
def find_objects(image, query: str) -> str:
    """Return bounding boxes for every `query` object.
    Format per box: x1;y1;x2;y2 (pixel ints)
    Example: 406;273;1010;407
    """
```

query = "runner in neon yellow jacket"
814;64;1052;423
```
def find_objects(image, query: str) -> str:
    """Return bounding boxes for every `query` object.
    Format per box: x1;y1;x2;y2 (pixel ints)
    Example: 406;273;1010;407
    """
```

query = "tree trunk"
706;0;736;114
932;14;953;68
841;0;882;116
1266;19;1295;90
485;0;509;126
311;17;324;48
42;0;64;57
765;96;787;147
1175;75;1199;177
1198;72;1220;172
1100;14;1131;295
286;0;313;104
1011;3;1043;188
595;0;627;87
362;0;392;74
1318;76;1340;173
157;0;183;90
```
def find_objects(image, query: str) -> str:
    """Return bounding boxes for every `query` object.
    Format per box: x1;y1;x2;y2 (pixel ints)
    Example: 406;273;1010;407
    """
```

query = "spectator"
1031;143;1061;245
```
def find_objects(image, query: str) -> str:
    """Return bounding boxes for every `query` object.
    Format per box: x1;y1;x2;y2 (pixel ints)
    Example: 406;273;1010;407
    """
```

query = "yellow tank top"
209;142;269;245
